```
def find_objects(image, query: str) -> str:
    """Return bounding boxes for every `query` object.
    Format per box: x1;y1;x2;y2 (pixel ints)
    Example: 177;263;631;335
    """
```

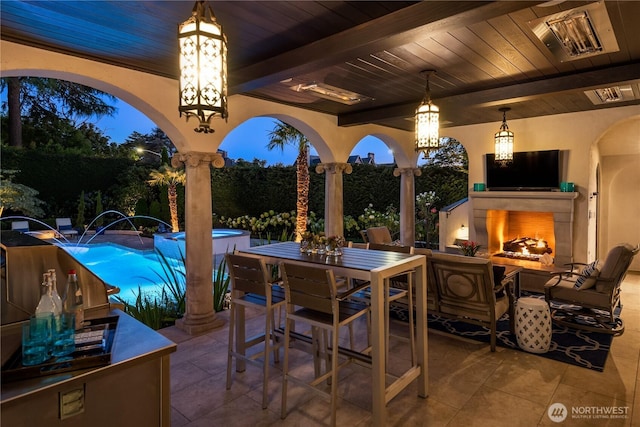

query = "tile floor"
159;272;640;426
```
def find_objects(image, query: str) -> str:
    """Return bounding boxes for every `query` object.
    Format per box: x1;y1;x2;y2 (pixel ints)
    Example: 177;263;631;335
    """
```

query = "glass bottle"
48;269;63;315
63;269;84;330
36;272;61;316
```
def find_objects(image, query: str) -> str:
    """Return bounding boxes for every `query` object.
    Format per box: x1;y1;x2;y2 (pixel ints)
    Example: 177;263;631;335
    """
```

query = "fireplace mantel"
470;190;577;204
470;191;578;265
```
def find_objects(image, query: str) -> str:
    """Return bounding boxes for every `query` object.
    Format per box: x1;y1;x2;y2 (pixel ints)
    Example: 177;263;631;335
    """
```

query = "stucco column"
316;162;352;237
172;151;226;334
394;167;422;245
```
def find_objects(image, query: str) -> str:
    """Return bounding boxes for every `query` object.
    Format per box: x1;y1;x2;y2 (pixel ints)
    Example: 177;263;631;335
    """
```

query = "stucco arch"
1;41;226;152
596;114;640;157
593;114;640;269
2;40;417;166
219;97;415;166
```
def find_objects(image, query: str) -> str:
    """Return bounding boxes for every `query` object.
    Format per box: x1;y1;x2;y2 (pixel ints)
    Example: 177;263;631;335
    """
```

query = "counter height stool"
367;243;416;366
515;297;552;354
280;262;370;427
225;253;286;409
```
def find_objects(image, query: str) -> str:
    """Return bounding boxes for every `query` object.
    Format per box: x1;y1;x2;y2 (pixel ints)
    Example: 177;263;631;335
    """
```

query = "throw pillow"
574;260;598;290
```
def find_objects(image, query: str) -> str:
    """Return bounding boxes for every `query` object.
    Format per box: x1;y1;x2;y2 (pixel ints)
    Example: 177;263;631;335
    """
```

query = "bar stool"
279;262;370;427
367;243;416;366
225;253;286;409
515;297;552;354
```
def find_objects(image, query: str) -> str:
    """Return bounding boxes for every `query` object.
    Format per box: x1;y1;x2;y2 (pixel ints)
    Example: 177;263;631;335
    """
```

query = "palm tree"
147;165;186;232
266;120;310;241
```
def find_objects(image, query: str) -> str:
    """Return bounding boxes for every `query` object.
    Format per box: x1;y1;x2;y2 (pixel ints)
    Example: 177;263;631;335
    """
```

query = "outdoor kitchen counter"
1;307;176;427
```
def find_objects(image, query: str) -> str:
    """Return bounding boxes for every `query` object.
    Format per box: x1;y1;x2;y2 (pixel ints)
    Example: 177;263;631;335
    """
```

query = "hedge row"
2;147;468;227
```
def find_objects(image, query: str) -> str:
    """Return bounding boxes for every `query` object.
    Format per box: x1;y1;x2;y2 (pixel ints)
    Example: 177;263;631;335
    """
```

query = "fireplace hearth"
470;191;577;266
495;252;544;261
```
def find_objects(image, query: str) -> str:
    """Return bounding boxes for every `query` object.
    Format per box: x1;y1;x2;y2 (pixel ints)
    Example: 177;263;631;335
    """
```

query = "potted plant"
458;240;482;257
326;235;346;256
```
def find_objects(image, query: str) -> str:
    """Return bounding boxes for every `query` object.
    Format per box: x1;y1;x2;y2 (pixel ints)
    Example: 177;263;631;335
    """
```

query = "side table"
515;297;552;353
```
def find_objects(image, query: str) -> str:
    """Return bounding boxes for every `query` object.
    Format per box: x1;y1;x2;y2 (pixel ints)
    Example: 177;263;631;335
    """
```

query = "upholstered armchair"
365;226;393;244
426;252;514;351
544;243;638;336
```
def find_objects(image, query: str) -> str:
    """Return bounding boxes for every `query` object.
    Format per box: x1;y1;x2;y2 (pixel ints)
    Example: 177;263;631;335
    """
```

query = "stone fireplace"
470;191;578;266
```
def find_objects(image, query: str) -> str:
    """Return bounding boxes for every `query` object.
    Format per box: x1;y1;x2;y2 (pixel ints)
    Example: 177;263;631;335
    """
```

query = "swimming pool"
63;243;188;304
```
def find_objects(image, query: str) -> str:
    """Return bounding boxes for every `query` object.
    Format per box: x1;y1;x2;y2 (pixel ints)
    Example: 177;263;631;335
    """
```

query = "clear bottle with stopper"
48;269;63;315
63;269;84;330
35;272;61;317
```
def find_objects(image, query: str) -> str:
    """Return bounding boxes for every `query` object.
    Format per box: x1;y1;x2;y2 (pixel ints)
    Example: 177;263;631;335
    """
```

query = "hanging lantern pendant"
494;107;514;166
178;1;228;133
415;70;439;158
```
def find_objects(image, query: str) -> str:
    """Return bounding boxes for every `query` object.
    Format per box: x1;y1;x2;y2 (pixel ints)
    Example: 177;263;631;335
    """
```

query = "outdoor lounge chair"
544;243;639;336
11;221;30;233
56;218;78;239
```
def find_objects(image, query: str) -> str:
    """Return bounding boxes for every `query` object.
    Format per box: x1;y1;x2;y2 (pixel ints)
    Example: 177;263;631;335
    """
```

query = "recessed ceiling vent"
289;82;373;105
529;1;619;62
584;84;639;105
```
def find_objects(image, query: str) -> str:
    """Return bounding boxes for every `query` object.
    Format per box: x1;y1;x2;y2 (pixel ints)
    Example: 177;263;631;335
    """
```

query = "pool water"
63;243;188;303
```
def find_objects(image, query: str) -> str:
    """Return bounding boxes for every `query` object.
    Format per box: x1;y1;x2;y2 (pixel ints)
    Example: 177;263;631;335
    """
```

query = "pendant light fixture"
494;107;514;166
178;1;228;133
415;70;439;158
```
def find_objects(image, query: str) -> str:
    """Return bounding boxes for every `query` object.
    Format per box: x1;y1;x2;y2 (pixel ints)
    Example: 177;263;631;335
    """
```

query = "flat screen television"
485;149;560;191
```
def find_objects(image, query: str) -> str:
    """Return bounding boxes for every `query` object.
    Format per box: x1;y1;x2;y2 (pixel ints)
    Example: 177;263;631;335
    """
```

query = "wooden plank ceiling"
2;1;639;131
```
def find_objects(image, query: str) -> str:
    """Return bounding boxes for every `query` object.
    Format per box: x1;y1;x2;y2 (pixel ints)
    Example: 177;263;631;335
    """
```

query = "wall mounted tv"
485;149;561;191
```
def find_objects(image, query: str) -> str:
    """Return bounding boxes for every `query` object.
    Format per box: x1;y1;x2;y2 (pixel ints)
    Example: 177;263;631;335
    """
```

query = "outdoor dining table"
238;241;428;426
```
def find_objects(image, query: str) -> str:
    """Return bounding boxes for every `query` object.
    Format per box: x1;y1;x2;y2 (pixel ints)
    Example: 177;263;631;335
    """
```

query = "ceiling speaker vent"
529;1;619;62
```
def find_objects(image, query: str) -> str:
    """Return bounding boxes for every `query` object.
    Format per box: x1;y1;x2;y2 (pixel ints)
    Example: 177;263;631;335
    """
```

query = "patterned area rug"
391;298;615;372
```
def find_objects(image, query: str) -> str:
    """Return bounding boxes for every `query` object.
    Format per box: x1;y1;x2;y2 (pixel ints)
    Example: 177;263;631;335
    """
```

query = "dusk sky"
1;88;401;165
98;98;398;166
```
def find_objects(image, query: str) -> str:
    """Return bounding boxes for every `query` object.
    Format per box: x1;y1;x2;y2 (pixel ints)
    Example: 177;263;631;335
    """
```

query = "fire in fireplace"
485;210;556;262
501;236;552;260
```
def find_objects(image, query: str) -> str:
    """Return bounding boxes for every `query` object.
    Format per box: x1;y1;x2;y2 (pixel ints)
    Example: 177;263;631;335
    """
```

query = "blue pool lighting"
63;243;188;304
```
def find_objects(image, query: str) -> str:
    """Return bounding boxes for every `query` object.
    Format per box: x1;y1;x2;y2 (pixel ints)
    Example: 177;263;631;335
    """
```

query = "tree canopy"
0;77;123;155
0;170;45;217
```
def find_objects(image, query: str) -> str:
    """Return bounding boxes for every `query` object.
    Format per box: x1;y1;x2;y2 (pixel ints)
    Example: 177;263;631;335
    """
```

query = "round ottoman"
515;297;552;354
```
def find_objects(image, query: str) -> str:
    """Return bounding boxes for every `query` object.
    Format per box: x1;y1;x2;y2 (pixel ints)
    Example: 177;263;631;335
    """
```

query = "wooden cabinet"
1;309;176;427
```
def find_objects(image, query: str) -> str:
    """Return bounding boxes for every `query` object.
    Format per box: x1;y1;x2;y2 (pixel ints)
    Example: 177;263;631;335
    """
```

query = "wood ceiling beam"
338;62;640;126
229;1;544;94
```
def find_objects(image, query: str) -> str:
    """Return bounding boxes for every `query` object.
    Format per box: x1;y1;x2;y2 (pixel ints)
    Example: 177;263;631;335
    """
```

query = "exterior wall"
444;106;640;265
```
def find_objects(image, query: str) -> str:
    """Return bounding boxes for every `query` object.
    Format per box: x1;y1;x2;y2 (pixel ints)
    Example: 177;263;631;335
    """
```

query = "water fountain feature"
1;212;172;247
76;211;171;246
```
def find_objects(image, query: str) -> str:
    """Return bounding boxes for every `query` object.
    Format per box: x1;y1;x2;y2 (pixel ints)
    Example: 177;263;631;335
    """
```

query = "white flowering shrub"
357;204;400;236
